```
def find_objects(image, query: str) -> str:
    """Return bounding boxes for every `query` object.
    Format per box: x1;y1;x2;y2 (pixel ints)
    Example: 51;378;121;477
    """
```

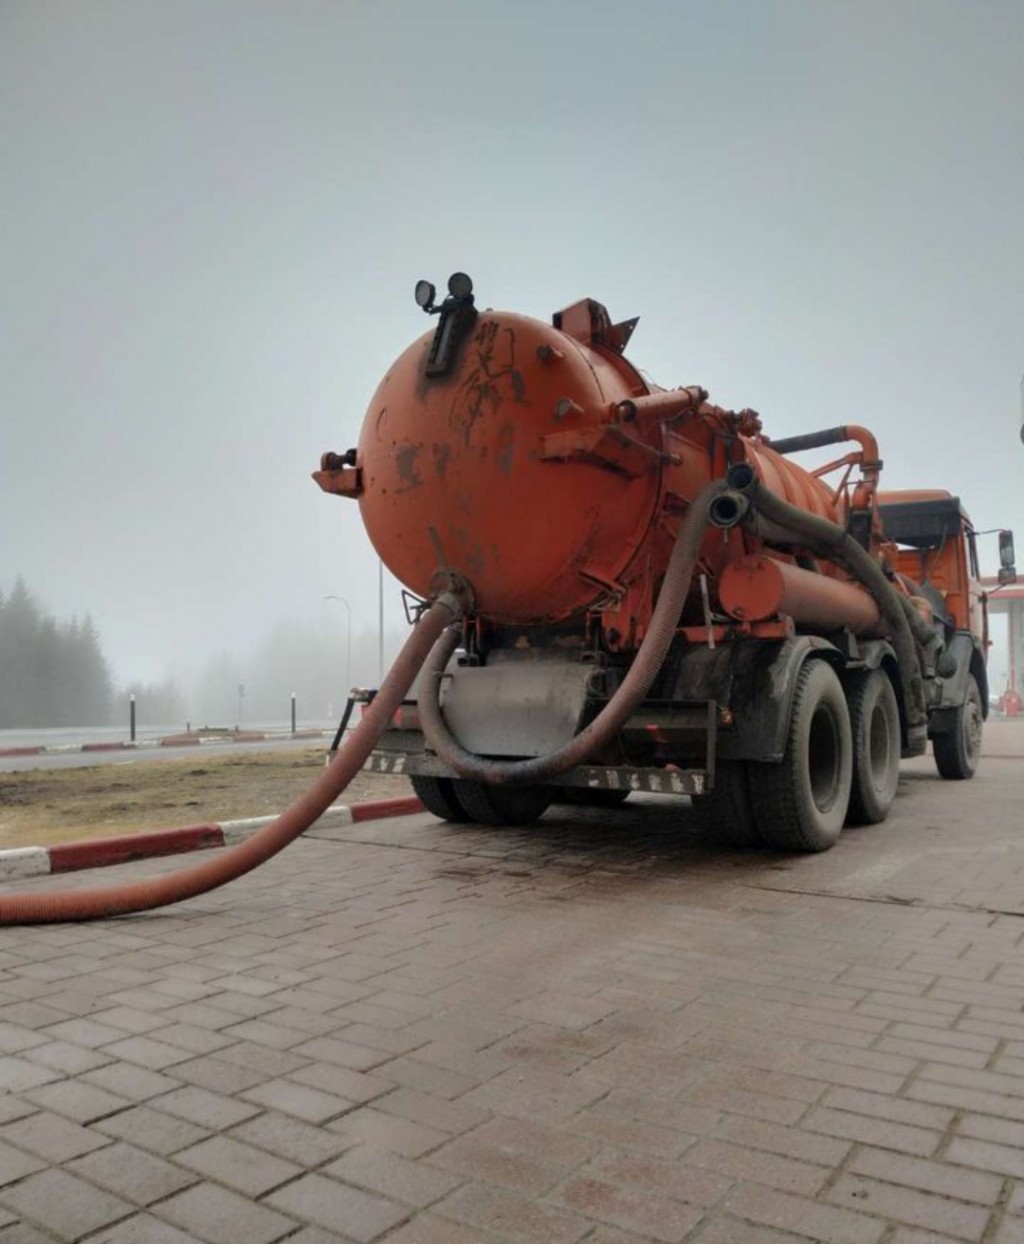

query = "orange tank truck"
315;275;1016;851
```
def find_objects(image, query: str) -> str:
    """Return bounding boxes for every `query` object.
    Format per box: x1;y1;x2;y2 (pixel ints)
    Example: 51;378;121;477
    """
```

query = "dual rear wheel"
415;662;905;848
705;662;901;853
410;776;630;827
410;775;553;826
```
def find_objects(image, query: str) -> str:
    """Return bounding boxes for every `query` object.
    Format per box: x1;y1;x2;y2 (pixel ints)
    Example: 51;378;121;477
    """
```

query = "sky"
3;0;1023;694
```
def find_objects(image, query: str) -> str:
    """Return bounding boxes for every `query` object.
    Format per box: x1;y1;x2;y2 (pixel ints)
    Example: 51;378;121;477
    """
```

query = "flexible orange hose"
0;597;461;925
418;480;727;784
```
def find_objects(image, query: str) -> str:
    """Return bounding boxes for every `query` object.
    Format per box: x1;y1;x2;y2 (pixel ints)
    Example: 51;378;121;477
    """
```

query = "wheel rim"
963;690;983;764
869;699;893;792
809;705;842;812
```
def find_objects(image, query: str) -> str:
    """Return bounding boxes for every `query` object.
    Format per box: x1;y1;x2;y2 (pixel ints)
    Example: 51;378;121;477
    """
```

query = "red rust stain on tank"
432;442;452;478
394;442;423;492
496;421;516;475
449;320;529;447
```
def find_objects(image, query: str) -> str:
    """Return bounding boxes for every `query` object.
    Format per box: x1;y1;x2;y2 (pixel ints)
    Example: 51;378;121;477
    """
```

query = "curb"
0;730;332;760
0;797;425;883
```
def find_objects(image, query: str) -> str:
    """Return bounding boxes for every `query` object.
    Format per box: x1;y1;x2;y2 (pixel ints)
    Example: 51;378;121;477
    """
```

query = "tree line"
0;578;184;728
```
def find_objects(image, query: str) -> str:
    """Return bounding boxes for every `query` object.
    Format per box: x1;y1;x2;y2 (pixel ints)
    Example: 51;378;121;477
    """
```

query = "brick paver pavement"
0;728;1023;1242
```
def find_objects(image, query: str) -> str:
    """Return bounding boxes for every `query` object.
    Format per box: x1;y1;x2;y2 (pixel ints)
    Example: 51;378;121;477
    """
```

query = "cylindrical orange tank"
358;310;662;623
354;293;853;629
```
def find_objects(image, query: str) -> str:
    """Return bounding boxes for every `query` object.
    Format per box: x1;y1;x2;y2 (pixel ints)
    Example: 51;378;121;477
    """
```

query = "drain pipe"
0;593;466;926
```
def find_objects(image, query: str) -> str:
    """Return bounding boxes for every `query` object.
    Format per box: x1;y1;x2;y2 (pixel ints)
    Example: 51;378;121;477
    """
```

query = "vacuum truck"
4;278;1018;926
315;274;1016;853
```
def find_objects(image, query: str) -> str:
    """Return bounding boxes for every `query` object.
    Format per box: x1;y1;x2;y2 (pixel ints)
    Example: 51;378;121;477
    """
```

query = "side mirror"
998;529;1017;585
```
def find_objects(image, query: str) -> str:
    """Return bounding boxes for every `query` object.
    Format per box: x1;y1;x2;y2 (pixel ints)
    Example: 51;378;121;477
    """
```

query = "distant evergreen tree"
0;580;115;726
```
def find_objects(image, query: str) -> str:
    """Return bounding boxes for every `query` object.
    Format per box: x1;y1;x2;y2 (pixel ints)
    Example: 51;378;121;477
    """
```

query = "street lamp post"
323;595;352;694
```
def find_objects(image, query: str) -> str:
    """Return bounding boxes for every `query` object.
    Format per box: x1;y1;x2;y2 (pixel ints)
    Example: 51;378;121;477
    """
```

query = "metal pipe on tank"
718;555;885;636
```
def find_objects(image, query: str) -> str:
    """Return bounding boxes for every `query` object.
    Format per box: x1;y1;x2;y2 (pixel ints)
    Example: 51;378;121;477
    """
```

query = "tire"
701;760;761;848
453;781;553;826
845;669;901;825
933;674;984;780
410;775;472;822
753;660;853;852
557;788;630;808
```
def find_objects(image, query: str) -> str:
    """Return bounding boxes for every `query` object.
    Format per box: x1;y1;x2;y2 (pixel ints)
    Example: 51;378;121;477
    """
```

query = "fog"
3;1;1023;709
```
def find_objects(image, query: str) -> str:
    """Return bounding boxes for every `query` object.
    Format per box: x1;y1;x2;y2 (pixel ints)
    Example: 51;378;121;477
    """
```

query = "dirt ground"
0;747;412;850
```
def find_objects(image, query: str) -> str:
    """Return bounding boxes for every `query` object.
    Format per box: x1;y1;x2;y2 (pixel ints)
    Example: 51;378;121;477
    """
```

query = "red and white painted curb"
0;797;424;883
0;730;330;760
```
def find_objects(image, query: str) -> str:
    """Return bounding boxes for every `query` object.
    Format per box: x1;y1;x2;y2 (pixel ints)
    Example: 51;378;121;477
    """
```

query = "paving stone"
275;1230;360;1244
266;1172;408;1241
77;1214;204;1242
0;1099;36;1127
327;1107;448;1159
287;1062;393;1105
0;1110;112;1161
586;1150;732;1208
429;1116;597;1195
93;1105;210;1155
155;1086;261;1130
291;1038;391;1072
0;1168;134;1241
725;1182;888;1244
229;1111;353;1166
241;1078;355;1123
68;1140;198;1204
0;1026;48;1056
23;1079;132;1124
325;1146;463;1207
682;1138;829;1196
0;1222;61;1244
0;1058;60;1094
848;1146;1002;1204
162;1054;269;1093
174;1134;301;1195
437;1181;592;1244
369;1217;492;1244
0;1139;46;1187
80;1063;182;1102
826;1174;989;1241
20;1040;113;1075
156;1183;296;1244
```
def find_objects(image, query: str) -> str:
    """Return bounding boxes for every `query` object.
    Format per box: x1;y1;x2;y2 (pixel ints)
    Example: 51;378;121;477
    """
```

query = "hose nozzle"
708;490;750;530
726;462;757;494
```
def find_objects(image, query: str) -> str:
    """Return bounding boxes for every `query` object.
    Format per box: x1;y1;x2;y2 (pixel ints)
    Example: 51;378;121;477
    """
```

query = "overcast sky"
3;0;1022;691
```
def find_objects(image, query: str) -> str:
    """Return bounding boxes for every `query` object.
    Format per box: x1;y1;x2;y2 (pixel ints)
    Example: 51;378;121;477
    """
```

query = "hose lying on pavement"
0;595;464;926
418;480;728;785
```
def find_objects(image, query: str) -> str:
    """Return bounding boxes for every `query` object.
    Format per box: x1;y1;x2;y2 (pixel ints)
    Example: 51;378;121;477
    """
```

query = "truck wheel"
846;669;901;825
754;659;853;852
701;760;761;848
557;788;630;808
933;674;983;780
410;775;472;822
454;781;553;826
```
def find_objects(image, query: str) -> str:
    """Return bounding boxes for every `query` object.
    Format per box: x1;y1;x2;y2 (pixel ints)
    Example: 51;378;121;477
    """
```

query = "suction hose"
0;594;464;926
418;479;729;785
729;467;928;733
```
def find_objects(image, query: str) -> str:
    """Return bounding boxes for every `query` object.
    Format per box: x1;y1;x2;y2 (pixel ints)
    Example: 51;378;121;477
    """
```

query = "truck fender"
929;631;988;735
670;636;841;764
